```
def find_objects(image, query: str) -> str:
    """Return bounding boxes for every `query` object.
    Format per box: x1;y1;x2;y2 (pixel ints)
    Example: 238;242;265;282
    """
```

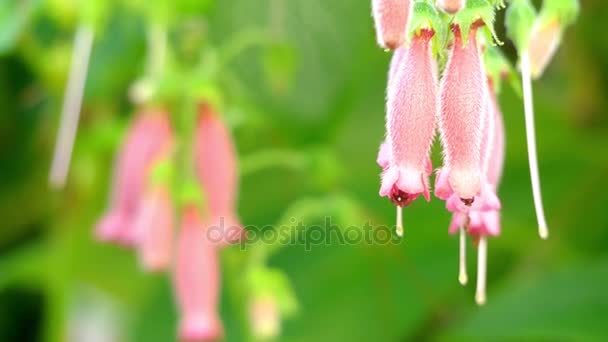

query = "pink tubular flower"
174;206;223;342
95;109;173;246
194;104;243;246
380;29;436;205
132;183;174;272
436;26;486;204
372;0;411;50
528;19;561;80
450;79;506;304
437;0;466;14
379;29;437;235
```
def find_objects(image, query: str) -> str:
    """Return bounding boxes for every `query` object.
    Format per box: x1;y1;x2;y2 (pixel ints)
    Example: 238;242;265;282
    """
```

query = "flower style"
379;29;437;236
372;0;412;50
174;206;223;342
95;109;173;246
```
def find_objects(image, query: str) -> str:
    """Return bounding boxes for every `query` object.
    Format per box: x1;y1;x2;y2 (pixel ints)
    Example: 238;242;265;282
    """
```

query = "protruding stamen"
396;206;403;237
458;225;468;285
475;236;487;306
49;26;94;188
521;50;549;240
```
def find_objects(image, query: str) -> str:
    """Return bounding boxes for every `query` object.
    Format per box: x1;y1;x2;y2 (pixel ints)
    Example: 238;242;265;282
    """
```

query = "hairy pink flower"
174;206;223;342
378;29;436;236
380;29;436;205
437;0;466;14
436;26;486;203
95;109;173;246
133;183;174;272
450;80;506;304
372;0;411;50
194;104;243;245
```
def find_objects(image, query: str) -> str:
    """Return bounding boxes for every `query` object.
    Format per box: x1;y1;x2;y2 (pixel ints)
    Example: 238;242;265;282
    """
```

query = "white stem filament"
475;236;487;306
396;206;403;237
49;26;94;188
458;225;468;285
521;50;549;240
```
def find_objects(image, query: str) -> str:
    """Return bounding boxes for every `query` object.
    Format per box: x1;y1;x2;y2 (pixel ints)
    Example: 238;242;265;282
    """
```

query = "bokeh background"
1;0;607;341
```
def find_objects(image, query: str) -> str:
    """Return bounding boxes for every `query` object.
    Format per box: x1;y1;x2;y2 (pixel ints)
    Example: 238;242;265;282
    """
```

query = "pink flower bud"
372;0;411;50
437;0;466;14
174;206;223;342
194;104;243;246
528;19;561;79
249;297;280;340
133;184;174;272
380;29;437;207
95;109;173;246
437;27;485;202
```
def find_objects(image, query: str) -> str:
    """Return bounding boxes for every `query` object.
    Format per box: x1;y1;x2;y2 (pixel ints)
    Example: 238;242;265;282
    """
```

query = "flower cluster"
95;103;242;341
372;0;578;304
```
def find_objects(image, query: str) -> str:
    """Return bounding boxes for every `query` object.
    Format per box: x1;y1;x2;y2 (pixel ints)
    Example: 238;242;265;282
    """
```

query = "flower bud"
194;104;243;246
95;109;173;246
174;206;223;342
437;0;466;14
372;0;411;50
249;296;281;340
527;19;561;79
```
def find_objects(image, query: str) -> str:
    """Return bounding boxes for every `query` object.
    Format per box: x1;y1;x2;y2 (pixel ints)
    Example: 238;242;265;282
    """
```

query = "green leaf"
444;259;608;341
0;0;39;55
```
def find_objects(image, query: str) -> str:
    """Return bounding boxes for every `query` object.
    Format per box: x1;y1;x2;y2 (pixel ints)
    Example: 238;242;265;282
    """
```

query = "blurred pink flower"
133;183;174;272
194;104;243;246
174;206;223;342
95;109;173;246
372;0;411;50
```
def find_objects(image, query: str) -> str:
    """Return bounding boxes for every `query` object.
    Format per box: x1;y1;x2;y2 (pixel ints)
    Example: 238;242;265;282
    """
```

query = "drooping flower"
379;29;437;236
95;109;173;246
194;103;243;246
448;78;506;305
372;0;412;50
132;180;174;273
436;26;488;205
174;206;223;342
437;0;466;14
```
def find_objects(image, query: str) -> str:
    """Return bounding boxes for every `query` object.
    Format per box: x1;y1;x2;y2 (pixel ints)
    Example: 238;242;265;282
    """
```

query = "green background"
1;0;607;341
